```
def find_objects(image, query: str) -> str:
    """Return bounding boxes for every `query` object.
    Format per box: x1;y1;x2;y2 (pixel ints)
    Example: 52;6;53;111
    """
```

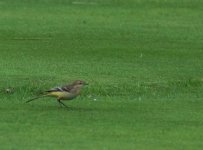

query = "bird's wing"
61;84;74;92
45;87;63;92
45;84;74;93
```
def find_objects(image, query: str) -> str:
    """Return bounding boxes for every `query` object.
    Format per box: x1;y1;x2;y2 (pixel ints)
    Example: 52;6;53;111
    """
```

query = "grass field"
0;0;203;149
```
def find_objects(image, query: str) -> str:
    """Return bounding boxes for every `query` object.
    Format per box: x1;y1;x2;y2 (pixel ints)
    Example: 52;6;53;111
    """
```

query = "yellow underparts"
47;91;75;100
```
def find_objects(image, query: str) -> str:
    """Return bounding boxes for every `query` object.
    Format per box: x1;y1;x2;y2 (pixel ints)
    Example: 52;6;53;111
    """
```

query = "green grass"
0;0;203;149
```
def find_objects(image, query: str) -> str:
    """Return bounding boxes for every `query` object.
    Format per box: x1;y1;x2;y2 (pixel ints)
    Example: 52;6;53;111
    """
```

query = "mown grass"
0;0;203;149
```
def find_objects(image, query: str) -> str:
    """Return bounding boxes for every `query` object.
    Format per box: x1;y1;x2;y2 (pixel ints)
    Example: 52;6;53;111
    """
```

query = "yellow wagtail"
26;80;88;107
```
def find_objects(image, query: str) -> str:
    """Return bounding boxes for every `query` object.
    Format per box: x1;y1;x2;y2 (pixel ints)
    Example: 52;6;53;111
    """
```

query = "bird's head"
72;80;88;88
68;80;88;95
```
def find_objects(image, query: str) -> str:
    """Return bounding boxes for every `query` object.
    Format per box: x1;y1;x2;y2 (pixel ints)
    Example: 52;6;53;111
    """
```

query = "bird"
26;80;88;107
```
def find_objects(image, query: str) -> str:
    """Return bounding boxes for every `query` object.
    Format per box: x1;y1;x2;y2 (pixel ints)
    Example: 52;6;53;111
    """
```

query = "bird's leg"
57;100;62;107
57;97;63;107
57;99;68;108
59;101;69;108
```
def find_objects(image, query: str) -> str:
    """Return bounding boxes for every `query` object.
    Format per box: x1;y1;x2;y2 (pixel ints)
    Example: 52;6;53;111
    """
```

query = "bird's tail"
25;94;48;103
